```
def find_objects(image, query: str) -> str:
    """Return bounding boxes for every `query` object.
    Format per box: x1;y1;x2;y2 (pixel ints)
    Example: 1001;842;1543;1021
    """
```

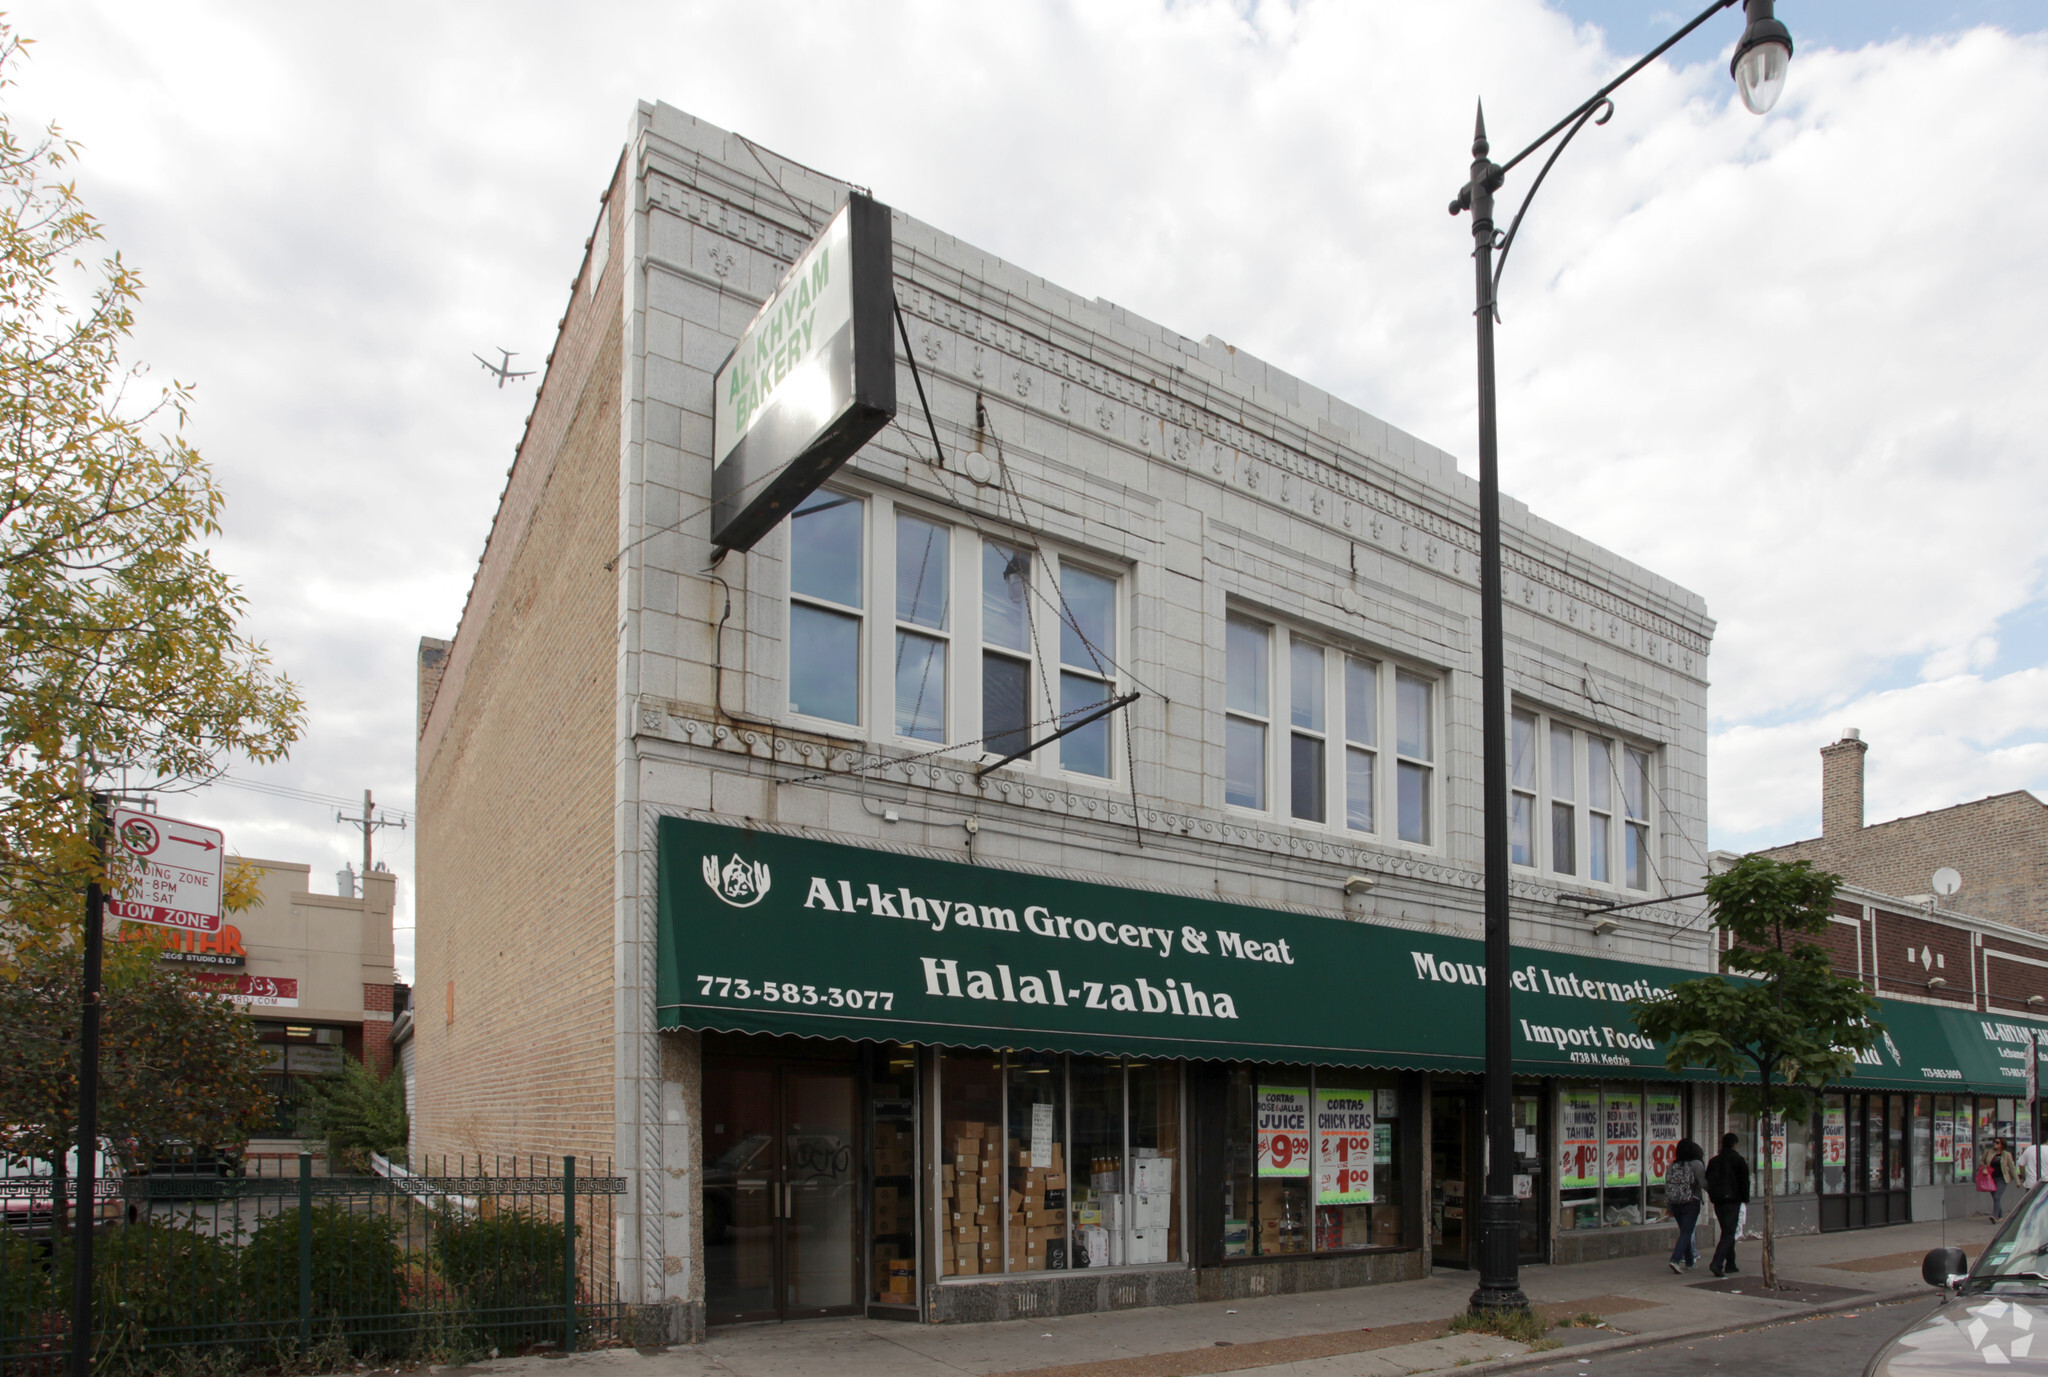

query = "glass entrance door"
1431;1086;1472;1267
1819;1091;1909;1230
704;1057;862;1324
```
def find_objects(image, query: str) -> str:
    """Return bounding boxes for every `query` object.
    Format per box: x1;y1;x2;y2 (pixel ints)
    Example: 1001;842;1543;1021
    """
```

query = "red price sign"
1648;1141;1674;1178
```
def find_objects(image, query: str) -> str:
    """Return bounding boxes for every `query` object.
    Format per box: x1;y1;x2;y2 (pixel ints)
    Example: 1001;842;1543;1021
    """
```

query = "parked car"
1863;1187;2048;1373
1;1140;126;1231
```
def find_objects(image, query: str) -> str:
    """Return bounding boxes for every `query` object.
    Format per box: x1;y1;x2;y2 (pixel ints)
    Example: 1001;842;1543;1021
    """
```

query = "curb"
1433;1283;1933;1376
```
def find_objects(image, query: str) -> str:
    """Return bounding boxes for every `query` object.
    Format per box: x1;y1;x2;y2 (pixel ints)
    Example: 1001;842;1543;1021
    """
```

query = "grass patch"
1553;1312;1607;1329
1447;1306;1550;1345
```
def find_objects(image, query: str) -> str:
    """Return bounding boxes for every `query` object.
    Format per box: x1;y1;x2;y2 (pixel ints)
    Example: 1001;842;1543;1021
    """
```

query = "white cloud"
5;2;2047;977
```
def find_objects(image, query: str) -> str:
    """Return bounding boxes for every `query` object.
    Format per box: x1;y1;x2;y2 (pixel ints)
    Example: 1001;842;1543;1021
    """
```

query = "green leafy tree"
0;21;302;967
1634;855;1880;1286
0;942;272;1229
298;1054;409;1171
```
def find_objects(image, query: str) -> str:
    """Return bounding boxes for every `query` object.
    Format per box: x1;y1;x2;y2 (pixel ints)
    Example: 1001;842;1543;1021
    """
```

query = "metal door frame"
704;1053;865;1325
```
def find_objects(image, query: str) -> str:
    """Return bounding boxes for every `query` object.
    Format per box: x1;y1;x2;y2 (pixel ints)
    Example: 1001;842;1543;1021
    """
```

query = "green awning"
655;817;2048;1091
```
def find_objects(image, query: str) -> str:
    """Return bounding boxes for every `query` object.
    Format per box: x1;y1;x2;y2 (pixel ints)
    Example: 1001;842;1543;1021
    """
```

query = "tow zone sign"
109;808;224;935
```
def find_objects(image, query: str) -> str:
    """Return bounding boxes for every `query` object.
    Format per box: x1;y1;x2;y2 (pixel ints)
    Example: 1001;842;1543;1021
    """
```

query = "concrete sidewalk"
448;1215;1997;1377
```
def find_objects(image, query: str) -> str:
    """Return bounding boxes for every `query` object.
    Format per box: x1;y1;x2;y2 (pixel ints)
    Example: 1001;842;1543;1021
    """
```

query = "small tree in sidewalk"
1634;855;1880;1287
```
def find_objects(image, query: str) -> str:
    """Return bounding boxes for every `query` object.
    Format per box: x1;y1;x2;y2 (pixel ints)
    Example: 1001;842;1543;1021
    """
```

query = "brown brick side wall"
1873;908;1975;1005
413;212;623;1170
362;982;394;1075
1984;936;2048;1013
1763;791;2048;936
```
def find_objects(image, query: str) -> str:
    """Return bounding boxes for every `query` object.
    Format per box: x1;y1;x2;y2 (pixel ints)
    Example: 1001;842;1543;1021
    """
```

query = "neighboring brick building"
1760;731;2048;934
120;855;399;1141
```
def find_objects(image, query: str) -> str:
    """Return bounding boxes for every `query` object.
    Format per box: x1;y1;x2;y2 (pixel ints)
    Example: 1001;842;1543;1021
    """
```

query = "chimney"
1820;729;1867;840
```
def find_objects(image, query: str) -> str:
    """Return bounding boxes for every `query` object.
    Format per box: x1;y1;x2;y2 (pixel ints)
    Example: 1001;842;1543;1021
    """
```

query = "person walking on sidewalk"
1664;1138;1707;1273
1705;1132;1750;1277
1982;1136;2019;1224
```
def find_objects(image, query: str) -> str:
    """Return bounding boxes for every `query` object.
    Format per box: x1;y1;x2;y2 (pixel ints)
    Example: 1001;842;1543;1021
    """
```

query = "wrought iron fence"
0;1153;624;1373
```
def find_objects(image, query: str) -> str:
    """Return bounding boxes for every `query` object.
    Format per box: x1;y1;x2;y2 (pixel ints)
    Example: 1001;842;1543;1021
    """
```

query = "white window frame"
1508;705;1660;893
1048;556;1124;784
779;482;1125;785
1223;608;1440;852
783;485;868;735
890;508;954;746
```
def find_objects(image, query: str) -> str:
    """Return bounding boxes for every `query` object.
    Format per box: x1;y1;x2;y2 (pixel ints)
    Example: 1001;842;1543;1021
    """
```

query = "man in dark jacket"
1706;1132;1752;1277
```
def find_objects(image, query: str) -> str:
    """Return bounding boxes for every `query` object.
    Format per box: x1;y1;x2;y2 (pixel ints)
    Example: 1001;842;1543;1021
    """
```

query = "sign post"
76;806;224;1377
71;795;109;1377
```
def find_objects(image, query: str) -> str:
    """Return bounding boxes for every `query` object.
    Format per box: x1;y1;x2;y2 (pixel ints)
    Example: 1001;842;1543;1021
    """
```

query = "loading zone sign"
109;808;224;934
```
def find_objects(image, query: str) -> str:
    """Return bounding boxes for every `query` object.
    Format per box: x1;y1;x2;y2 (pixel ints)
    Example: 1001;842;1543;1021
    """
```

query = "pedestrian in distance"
1705;1131;1750;1277
2018;1133;2048;1191
1981;1135;2019;1224
1664;1137;1707;1273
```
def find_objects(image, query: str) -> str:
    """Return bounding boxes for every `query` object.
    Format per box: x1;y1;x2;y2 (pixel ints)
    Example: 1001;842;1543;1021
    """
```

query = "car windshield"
1968;1187;2048;1290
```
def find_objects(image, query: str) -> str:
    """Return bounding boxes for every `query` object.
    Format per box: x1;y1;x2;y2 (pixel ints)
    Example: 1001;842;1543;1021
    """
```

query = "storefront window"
1935;1096;1957;1184
1223;1064;1404;1257
1557;1086;1601;1231
1913;1096;1933;1188
1128;1063;1180;1265
1601;1086;1644;1226
1252;1068;1313;1256
938;1050;1002;1276
1006;1052;1065;1273
1980;1100;1999;1166
1820;1094;1848;1192
869;1044;918;1307
1070;1056;1124;1266
1887;1095;1907;1191
935;1050;1181;1277
1644;1090;1682;1212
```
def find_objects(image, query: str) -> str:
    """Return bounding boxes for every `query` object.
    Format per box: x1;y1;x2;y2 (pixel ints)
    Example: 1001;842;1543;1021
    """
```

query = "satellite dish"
1932;868;1962;897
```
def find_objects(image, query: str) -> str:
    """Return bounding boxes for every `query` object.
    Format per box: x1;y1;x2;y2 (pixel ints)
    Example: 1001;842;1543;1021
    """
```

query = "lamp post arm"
1487;98;1612;321
1500;0;1739;176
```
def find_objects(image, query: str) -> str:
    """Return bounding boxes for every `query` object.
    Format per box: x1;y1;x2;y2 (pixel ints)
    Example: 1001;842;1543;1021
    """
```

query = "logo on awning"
702;855;771;908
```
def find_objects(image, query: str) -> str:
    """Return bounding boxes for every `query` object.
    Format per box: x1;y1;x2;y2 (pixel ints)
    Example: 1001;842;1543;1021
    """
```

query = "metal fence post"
297;1152;313;1354
563;1154;577;1354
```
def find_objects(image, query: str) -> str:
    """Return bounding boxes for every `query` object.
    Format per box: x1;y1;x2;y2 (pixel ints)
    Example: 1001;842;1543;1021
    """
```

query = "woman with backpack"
1664;1138;1708;1273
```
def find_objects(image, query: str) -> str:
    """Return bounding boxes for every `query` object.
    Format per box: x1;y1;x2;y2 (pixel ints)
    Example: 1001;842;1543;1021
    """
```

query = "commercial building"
124;855;399;1142
412;101;2046;1338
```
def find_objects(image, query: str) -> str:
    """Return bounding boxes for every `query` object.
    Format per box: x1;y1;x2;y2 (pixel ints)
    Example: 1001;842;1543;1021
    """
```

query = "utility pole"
338;789;406;879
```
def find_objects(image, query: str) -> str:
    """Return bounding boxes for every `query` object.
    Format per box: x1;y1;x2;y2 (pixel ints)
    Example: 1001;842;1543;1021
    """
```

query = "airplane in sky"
474;347;535;388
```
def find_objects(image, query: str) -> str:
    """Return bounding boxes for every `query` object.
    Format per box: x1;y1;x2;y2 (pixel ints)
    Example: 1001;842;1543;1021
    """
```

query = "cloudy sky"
10;2;2047;979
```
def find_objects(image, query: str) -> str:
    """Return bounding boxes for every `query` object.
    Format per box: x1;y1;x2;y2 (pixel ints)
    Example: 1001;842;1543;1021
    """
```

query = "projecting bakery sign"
708;193;895;554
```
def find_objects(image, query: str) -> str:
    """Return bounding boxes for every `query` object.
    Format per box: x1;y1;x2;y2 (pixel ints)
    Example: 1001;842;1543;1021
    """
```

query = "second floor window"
894;513;949;742
1225;611;1436;846
1057;564;1117;778
1514;708;1658;892
788;489;863;726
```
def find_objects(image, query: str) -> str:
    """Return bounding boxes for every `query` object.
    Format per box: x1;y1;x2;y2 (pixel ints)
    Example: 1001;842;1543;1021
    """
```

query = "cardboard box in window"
1132;1156;1174;1193
1045;1187;1067;1212
1131;1190;1172;1229
1222;1218;1249;1257
1259;1217;1283;1253
1046;1237;1068;1269
1128;1228;1168;1264
945;1120;987;1142
955;1255;980;1276
1370;1204;1403;1247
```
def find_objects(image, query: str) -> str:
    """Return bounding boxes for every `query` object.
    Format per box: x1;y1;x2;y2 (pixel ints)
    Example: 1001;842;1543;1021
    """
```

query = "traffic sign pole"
72;792;109;1377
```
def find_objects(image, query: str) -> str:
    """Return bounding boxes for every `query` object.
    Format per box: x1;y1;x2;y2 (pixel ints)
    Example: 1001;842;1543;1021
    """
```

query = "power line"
204;775;416;825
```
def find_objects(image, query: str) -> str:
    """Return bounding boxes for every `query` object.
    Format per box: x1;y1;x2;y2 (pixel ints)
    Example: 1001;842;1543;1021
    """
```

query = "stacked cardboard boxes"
1005;1141;1067;1272
940;1121;1000;1275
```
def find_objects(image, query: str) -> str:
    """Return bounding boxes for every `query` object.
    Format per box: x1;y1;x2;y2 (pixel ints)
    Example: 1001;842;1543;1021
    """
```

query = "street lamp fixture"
1732;0;1794;114
1448;0;1792;1316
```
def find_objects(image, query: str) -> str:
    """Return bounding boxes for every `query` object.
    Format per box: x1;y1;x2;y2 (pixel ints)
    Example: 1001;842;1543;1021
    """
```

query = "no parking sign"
108;807;224;934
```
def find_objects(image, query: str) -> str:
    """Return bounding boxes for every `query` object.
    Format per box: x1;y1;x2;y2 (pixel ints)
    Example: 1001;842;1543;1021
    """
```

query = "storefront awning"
655;817;2048;1092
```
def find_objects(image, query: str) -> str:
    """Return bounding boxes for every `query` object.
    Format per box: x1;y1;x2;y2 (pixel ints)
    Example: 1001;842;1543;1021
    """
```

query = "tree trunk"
1759;1061;1777;1289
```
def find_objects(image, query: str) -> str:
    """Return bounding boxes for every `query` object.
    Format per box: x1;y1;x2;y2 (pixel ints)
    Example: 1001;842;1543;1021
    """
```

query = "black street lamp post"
1450;0;1792;1314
